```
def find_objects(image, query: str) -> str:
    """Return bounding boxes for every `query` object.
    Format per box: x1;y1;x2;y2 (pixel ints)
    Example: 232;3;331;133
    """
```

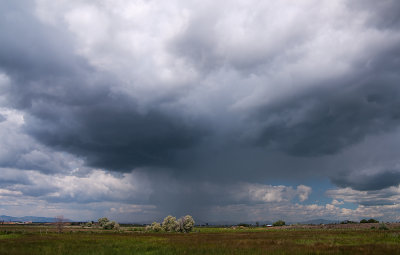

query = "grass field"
1;225;400;254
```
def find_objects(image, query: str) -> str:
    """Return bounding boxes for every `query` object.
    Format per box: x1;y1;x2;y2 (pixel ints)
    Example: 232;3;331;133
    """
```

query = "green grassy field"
1;225;400;254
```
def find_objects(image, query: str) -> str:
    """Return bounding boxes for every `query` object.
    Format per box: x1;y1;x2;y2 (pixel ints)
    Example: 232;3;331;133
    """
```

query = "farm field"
1;224;400;254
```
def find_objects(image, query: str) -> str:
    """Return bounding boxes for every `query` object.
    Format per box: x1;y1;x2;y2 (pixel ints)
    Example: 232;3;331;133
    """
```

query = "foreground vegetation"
1;224;400;254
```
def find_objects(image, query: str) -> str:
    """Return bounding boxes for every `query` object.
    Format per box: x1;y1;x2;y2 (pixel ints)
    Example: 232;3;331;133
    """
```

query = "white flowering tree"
181;215;195;233
175;215;195;233
151;222;162;232
162;215;179;232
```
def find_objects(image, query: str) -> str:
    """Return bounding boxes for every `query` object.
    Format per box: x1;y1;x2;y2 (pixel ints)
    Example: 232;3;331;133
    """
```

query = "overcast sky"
1;0;400;223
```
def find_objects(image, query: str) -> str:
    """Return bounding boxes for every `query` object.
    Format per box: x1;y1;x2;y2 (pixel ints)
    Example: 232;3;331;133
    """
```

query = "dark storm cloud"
331;170;400;191
170;9;311;75
25;98;204;171
167;0;400;161
0;114;5;123
2;0;400;175
251;27;400;157
348;0;400;30
0;0;206;172
253;76;400;156
0;1;98;109
0;0;399;175
170;12;222;74
0;108;85;174
0;1;81;80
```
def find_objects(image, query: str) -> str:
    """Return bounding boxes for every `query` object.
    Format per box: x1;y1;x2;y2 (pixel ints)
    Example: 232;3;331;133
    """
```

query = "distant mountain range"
0;215;71;223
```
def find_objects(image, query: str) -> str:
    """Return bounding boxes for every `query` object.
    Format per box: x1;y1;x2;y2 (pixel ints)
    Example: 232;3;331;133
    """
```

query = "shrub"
340;220;357;224
98;217;109;227
98;217;119;230
273;220;285;226
113;221;120;230
361;219;378;224
103;221;114;230
379;223;388;230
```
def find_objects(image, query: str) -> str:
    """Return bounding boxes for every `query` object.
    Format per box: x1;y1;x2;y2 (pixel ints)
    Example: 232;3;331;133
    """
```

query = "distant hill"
0;215;71;223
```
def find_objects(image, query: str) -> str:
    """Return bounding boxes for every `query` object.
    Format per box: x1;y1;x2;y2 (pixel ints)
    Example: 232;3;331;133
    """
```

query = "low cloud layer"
1;0;400;222
327;186;400;207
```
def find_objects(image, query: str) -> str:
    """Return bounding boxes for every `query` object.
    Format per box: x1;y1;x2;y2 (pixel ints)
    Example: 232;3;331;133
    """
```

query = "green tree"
273;220;285;226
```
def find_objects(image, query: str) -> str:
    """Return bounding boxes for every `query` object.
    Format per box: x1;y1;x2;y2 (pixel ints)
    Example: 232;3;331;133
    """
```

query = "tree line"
83;215;195;233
